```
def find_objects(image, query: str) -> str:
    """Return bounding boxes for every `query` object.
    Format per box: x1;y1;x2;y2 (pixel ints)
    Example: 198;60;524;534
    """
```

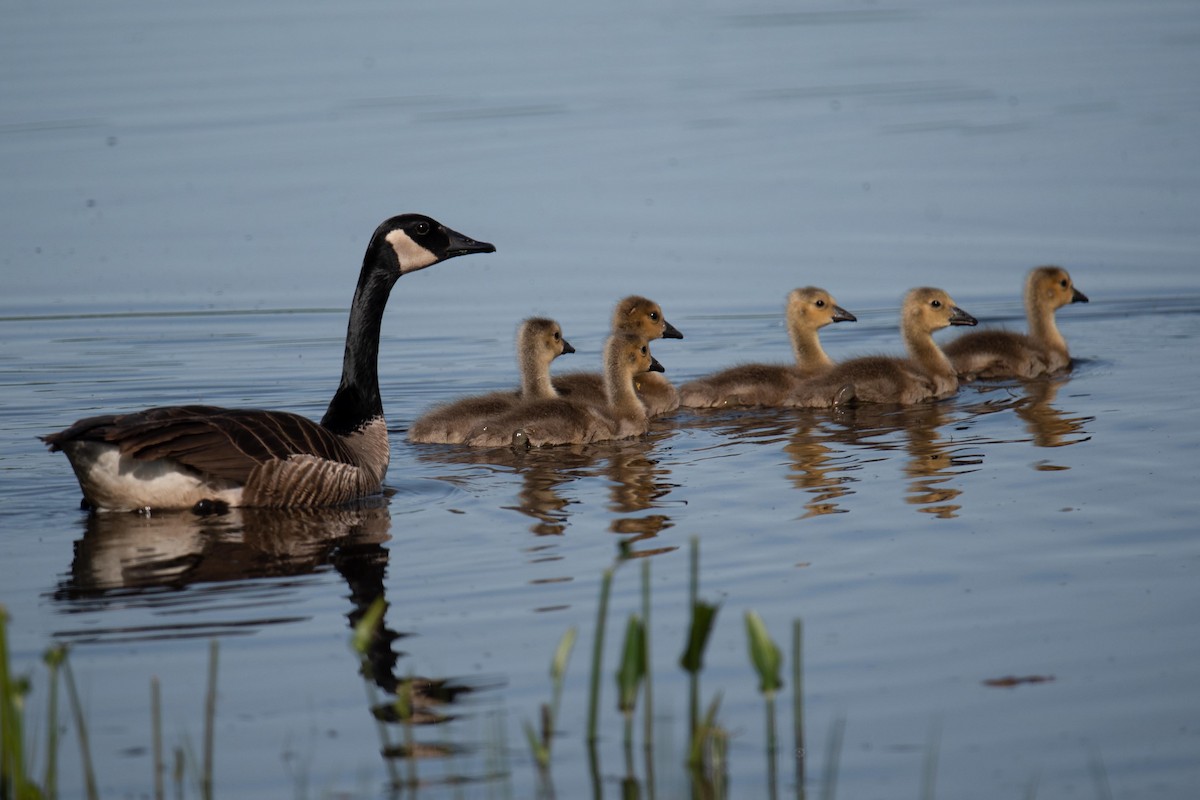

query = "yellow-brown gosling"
678;286;856;408
943;265;1087;380
789;287;977;407
408;317;574;444
465;333;663;448
553;295;682;416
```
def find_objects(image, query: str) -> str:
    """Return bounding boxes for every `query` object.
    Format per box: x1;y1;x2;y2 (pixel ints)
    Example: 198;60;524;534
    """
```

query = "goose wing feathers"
42;405;360;483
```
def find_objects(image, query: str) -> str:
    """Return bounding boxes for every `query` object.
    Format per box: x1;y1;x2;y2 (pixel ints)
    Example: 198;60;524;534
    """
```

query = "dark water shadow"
48;498;499;788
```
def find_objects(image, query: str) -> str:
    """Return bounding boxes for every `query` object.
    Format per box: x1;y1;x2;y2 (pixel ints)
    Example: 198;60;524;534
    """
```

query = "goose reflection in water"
414;428;680;557
51;500;490;773
958;375;1094;452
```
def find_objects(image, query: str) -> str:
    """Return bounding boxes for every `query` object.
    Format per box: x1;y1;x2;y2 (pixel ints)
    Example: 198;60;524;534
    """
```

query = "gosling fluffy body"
943;266;1087;380
789;287;977;407
408;317;574;444
553;296;683;416
466;333;664;448
679;287;856;408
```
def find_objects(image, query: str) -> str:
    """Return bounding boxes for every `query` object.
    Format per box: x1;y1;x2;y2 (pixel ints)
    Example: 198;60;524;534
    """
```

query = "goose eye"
553;331;561;340
413;221;430;236
815;299;826;308
931;299;942;308
649;311;659;321
1060;279;1069;288
640;346;648;355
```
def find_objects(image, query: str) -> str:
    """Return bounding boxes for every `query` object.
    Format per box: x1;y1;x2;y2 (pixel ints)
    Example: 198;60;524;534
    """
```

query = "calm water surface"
3;0;1199;798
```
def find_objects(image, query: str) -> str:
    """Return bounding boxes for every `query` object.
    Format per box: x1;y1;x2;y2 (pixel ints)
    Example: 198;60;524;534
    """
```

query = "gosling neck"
904;323;955;380
604;356;645;420
519;347;558;399
790;320;834;375
321;241;401;436
1025;286;1068;359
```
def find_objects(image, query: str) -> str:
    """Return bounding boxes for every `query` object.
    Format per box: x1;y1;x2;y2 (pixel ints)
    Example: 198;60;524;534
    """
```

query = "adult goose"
553;296;683;416
943;265;1087;380
408;317;575;444
465;333;663;448
43;214;495;512
678;286;856;408
789;287;977;407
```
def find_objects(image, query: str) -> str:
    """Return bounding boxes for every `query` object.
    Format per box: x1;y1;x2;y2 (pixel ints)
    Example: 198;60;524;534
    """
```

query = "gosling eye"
553;331;561;340
1060;279;1069;288
931;299;942;309
412;221;430;236
649;311;660;321
640;346;648;355
815;299;826;308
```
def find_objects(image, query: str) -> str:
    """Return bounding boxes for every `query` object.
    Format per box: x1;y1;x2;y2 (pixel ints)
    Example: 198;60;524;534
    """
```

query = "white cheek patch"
385;229;439;274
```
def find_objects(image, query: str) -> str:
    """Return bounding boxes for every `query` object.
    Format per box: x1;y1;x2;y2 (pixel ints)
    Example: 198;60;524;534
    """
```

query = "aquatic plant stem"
152;676;164;800
61;655;99;800
641;560;656;800
766;694;779;800
818;715;845;800
41;645;65;800
792;619;805;799
641;559;653;751
688;539;699;735
0;606;27;800
202;640;218;800
586;568;614;745
921;717;941;800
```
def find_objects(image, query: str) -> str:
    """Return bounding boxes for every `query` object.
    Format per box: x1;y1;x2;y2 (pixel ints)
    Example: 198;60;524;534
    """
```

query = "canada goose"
408;317;575;444
465;333;664;448
553;295;683;416
42;214;496;512
678;287;856;408
943;266;1088;380
789;287;977;407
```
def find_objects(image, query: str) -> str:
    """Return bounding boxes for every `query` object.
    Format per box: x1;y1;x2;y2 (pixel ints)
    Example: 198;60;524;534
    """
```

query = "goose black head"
376;213;496;275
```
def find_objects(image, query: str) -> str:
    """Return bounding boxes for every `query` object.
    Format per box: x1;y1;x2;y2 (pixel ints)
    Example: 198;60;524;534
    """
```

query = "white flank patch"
384;229;439;274
62;441;243;512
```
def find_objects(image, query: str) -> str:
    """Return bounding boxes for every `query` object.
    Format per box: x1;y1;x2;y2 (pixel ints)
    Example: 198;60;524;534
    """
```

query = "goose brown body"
408;318;574;444
789;287;977;407
552;296;682;416
943;266;1087;380
678;287;856;408
465;333;663;448
42;214;495;512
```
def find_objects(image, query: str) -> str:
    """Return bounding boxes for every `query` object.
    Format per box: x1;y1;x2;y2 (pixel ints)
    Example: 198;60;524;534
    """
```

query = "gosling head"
787;286;857;329
612;296;683;340
521;317;576;360
607;333;665;378
904;287;978;333
1029;265;1088;309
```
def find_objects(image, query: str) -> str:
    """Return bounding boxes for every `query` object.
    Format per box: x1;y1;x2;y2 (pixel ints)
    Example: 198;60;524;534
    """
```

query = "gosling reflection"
898;404;982;518
957;375;1093;453
817;403;977;517
415;445;594;537
414;430;681;555
602;429;679;556
782;416;856;519
1014;377;1094;450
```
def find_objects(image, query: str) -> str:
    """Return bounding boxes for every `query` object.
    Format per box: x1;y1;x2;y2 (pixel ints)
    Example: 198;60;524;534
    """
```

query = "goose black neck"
321;241;401;436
